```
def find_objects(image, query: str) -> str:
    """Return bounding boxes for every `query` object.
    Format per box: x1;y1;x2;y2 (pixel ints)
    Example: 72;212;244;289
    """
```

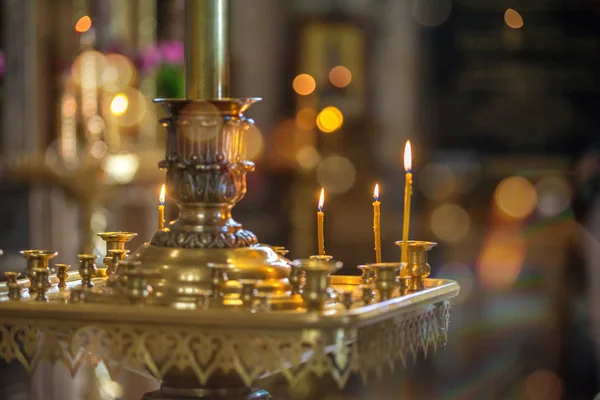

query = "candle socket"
357;264;375;285
293;258;342;312
368;262;402;301
97;232;137;267
106;249;130;276
19;250;58;294
207;263;234;306
55;264;71;289
5;272;22;301
339;290;354;310
359;284;376;305
238;279;261;311
117;260;142;291
395;240;436;292
288;262;304;295
77;254;98;288
31;268;51;301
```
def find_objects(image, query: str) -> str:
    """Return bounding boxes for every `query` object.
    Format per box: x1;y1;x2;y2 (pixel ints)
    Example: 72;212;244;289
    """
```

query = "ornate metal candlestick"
0;2;459;400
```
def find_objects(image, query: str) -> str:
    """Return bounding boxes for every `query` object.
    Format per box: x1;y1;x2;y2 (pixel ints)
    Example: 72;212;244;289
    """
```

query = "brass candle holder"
77;254;98;288
395;240;437;292
31;268;51;301
357;264;375;284
293;258;342;311
4;272;21;300
55;264;70;289
368;262;402;301
19;250;57;293
0;2;460;399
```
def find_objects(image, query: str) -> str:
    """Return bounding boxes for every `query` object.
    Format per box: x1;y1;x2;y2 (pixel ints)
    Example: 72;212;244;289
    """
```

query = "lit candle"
401;141;413;263
158;184;166;230
373;183;382;263
317;188;325;256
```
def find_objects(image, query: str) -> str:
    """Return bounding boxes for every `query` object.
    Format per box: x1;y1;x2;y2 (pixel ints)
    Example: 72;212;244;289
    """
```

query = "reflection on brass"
19;250;57;293
339;290;354;310
77;254;98;288
395;240;437;292
55;264;70;289
369;262;402;301
116;260;141;290
31;268;51;301
238;279;260;310
294;258;342;311
5;272;21;301
360;283;376;305
185;0;229;99
126;269;151;305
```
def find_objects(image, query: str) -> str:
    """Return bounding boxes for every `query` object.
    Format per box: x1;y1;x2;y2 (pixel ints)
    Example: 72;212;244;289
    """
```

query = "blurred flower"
139;41;184;72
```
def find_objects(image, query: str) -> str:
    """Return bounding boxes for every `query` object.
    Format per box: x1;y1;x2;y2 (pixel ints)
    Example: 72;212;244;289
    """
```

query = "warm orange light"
159;184;166;205
75;16;92;33
404;140;412;171
329;65;352;88
318;188;325;211
292;73;316;96
373;183;379;201
504;9;524;29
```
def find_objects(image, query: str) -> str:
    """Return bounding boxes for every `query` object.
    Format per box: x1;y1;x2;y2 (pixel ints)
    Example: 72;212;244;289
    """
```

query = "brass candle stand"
0;1;459;399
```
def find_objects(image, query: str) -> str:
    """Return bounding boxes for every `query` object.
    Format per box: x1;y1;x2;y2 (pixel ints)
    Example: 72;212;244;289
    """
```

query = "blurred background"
1;0;600;399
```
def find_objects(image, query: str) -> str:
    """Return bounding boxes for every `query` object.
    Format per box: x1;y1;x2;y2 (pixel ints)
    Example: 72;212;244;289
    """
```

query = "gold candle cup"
394;240;437;292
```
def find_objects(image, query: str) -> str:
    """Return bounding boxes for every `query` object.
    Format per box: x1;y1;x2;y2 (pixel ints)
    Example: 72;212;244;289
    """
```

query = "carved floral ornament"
0;302;450;388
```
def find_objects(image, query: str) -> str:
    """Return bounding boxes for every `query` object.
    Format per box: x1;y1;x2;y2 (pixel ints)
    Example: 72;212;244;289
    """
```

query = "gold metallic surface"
185;0;229;98
395;240;437;291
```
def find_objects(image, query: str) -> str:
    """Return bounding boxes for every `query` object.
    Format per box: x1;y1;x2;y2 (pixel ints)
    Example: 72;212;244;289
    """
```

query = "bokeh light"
110;93;129;116
109;88;148;127
245;125;264;160
329;66;352;88
524;369;562;400
102;53;136;90
71;50;107;87
495;176;537;219
412;0;452;27
535;176;571;217
87;115;105;136
477;228;526;291
419;163;456;200
296;145;320;170
62;95;77;117
295;108;317;131
504;9;524;29
103;153;140;184
317;155;356;194
75;16;92;33
430;204;470;242
436;262;474;304
292;73;316;96
316;106;343;133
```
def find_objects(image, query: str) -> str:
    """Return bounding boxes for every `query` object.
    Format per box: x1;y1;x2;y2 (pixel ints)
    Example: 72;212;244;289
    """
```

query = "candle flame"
318;188;325;211
404;140;412;172
373;183;379;201
159;184;166;205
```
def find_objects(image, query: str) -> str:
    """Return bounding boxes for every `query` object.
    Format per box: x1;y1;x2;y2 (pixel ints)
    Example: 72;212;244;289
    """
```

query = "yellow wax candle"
373;183;382;263
401;141;412;263
158;184;166;230
317;188;325;256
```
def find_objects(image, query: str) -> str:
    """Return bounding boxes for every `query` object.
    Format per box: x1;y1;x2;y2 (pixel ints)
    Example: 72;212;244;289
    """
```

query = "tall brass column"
185;0;230;99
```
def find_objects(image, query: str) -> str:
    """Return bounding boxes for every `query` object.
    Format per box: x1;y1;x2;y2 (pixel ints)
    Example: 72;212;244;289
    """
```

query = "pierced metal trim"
0;302;451;388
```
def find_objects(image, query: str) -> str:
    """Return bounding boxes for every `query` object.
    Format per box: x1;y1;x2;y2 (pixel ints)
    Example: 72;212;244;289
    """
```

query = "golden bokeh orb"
110;93;129;116
504;9;524;29
316;106;343;133
494;176;537;219
292;73;316;96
